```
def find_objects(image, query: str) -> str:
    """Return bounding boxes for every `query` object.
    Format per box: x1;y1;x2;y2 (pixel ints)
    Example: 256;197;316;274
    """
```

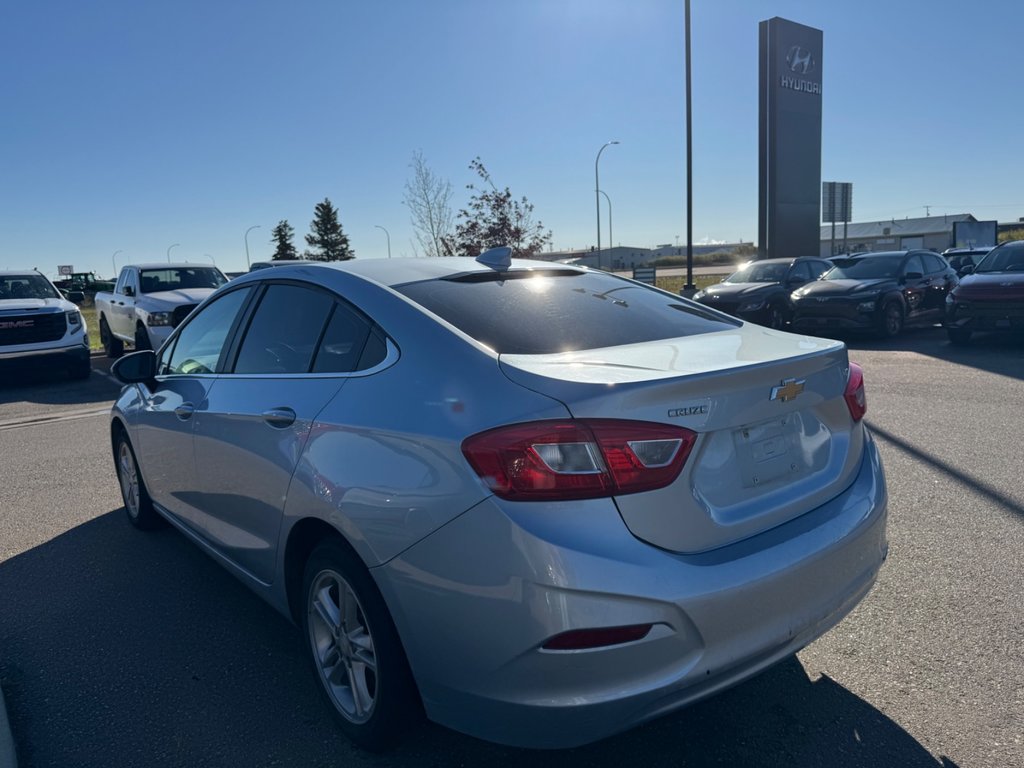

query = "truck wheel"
135;324;152;351
115;433;164;530
100;316;124;359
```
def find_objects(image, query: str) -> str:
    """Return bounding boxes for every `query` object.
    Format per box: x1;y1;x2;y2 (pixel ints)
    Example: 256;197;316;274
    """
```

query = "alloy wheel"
118;442;140;519
308;569;378;724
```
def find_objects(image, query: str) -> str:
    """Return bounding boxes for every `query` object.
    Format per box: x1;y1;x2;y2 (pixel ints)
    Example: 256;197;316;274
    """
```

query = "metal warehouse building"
819;213;976;256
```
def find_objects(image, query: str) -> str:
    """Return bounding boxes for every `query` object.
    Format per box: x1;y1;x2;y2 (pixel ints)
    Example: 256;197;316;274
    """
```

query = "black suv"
790;250;958;337
692;257;833;329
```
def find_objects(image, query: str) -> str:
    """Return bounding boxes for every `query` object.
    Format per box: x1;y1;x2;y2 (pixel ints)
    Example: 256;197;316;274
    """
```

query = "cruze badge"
770;378;805;403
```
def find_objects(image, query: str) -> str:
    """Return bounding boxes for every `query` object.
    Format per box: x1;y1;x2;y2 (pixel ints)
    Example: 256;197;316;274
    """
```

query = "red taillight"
461;419;697;501
542;623;654;650
844;362;867;422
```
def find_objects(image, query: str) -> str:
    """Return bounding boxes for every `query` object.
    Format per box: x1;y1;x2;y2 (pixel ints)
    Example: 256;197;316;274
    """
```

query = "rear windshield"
825;255;904;280
395;270;736;354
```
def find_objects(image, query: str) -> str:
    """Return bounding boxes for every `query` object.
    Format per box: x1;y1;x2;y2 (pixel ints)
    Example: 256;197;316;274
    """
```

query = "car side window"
233;284;334;374
810;260;832;278
790;262;813;283
904;255;925;276
922;253;946;274
311;302;384;373
165;287;252;375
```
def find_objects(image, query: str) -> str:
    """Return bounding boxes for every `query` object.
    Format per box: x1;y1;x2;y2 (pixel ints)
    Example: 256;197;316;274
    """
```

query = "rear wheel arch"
285;518;364;625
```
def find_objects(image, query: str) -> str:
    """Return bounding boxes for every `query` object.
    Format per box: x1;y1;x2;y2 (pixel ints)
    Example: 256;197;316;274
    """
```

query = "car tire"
301;540;420;751
947;327;972;345
134;324;152;351
878;302;903;338
115;433;164;530
767;304;786;330
100;316;124;359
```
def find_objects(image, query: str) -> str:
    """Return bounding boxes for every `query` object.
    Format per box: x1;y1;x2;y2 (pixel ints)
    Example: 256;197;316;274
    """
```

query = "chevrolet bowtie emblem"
770;378;805;402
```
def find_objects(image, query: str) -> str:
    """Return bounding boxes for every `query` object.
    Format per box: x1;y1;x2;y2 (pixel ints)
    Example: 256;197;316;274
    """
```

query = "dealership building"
819;213;986;256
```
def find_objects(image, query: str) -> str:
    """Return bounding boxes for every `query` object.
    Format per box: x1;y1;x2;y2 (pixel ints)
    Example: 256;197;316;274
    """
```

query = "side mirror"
67;290;85;303
958;265;975;277
903;271;923;281
123;285;135;297
787;276;806;286
111;350;156;384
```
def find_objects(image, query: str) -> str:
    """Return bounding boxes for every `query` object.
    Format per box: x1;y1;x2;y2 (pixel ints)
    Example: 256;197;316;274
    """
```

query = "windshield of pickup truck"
138;267;227;293
0;274;59;300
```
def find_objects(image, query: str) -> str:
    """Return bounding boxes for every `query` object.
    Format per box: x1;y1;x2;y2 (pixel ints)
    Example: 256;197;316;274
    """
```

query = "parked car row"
695;243;1024;344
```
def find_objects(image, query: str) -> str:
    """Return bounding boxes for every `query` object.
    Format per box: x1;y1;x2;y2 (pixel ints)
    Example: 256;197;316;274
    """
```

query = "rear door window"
233;284;334;374
395;270;735;355
311;302;385;373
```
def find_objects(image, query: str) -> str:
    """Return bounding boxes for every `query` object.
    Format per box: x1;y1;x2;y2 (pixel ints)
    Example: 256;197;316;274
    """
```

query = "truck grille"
172;304;198;327
0;312;68;345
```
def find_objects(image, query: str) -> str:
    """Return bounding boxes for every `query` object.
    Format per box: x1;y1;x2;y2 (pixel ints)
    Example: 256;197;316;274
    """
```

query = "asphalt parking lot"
1;330;1022;768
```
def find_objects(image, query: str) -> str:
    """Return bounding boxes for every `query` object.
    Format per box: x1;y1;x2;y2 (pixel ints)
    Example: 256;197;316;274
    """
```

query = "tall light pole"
244;225;260;268
112;249;123;275
374;225;392;259
684;0;695;291
595;140;619;270
166;243;180;263
599;190;613;269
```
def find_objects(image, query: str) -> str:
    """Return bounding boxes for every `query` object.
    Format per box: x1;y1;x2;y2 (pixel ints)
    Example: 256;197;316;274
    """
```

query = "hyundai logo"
786;46;815;75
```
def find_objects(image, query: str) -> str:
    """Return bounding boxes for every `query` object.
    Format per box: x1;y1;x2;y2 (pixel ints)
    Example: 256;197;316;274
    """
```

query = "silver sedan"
109;250;888;750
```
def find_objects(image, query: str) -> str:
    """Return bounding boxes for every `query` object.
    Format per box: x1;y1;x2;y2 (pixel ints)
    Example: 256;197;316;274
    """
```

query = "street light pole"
244;225;260;268
374;225;392;259
112;249;123;275
684;0;695;291
166;243;180;263
599;190;613;269
595;140;619;270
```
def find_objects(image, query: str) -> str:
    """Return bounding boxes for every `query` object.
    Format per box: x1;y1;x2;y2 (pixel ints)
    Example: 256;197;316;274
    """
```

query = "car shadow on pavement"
867;421;1024;523
821;326;1024;382
0;511;958;768
0;364;119;409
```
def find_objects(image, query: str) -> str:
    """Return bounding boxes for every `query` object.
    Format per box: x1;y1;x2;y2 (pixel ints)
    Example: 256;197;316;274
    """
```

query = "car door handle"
262;408;296;428
174;403;196;420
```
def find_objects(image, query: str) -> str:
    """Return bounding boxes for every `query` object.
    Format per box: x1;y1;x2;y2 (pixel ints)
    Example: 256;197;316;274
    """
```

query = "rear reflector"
462;419;697;501
542;624;654;651
844;362;867;422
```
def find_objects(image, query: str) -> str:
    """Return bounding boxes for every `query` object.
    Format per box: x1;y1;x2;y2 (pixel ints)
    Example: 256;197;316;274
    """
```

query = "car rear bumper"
374;431;889;748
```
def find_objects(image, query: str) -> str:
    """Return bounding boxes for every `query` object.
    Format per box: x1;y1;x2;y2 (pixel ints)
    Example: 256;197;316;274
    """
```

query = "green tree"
304;198;353;261
270;220;298;260
445;158;551;258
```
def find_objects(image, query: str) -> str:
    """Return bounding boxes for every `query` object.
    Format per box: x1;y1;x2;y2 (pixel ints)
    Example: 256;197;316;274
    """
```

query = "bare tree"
403;151;454;257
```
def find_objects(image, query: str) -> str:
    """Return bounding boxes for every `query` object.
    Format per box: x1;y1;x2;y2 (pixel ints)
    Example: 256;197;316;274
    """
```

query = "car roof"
942;247;994;255
127;263;225;270
244;257;587;289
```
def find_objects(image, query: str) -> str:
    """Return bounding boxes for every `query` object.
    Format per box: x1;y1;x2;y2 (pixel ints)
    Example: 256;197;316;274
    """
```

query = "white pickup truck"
94;263;228;357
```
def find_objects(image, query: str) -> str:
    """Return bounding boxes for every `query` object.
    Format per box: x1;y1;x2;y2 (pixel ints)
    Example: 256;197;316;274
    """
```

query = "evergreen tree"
270;220;298;260
304;198;353;261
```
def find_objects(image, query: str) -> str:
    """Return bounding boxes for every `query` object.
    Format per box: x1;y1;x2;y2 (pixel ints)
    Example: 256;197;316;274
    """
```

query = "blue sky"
2;0;1021;276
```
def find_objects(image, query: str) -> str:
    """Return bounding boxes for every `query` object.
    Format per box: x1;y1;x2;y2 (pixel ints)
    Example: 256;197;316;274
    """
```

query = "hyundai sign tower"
758;17;823;259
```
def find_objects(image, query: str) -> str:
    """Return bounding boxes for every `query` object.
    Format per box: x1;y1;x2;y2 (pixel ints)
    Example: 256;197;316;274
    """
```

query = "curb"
0;682;16;768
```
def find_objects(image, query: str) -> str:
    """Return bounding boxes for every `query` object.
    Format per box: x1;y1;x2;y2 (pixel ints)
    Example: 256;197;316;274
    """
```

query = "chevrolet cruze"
109;251;888;750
